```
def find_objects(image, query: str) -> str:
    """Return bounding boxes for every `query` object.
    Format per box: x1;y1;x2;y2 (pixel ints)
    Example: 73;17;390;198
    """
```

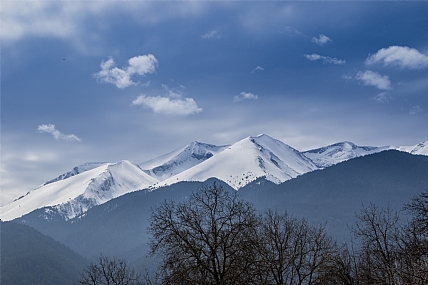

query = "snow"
302;142;391;168
159;134;318;189
0;160;158;221
397;141;428;155
139;141;229;181
38;162;107;187
2;134;426;222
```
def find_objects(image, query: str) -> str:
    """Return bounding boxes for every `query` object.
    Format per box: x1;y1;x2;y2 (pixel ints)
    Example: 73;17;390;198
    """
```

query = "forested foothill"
3;151;428;284
0;221;88;285
3;184;428;285
77;183;428;284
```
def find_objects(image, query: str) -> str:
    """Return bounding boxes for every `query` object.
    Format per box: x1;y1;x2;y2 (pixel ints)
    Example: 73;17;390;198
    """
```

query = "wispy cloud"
201;30;221;39
356;70;392;90
37;124;82;142
280;26;305;38
234;92;258;102
366;46;428;69
410;105;422;115
93;54;158;89
251;66;265;73
312;34;331;46
132;85;202;115
304;54;345;65
373;92;393;103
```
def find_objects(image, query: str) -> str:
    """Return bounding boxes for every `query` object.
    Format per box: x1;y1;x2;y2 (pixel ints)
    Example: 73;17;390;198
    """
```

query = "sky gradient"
2;2;428;205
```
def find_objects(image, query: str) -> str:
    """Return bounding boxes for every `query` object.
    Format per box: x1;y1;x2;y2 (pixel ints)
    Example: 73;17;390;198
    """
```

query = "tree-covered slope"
1;221;88;285
240;150;428;240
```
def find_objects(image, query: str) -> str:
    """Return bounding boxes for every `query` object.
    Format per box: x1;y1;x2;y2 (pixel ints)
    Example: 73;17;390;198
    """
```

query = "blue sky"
2;2;428;204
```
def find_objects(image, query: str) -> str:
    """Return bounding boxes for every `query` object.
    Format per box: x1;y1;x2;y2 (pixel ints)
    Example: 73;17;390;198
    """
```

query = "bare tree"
399;190;428;284
317;244;360;285
148;183;260;285
404;190;428;236
256;210;339;285
77;255;142;285
351;204;402;285
255;210;299;284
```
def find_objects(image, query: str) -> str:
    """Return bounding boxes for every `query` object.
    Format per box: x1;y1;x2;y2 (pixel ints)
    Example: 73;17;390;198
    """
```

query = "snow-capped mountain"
0;160;158;221
159;134;318;189
398;140;428;156
2;134;427;222
39;162;107;187
302;141;391;168
139;141;229;181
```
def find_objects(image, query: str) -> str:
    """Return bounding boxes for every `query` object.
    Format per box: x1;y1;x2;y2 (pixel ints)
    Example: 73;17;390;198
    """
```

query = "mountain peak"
3;135;426;222
159;134;318;189
139;141;229;181
1;161;157;221
303;141;389;168
398;140;428;155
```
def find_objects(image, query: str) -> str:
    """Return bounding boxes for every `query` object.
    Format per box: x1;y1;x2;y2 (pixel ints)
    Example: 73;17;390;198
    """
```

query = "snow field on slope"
160;135;317;189
139;142;229;181
398;141;428;155
1;163;111;221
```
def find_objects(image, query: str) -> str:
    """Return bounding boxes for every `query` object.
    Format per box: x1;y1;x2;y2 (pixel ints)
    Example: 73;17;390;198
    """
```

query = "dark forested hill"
1;221;88;285
15;179;233;267
14;150;428;268
240;150;428;240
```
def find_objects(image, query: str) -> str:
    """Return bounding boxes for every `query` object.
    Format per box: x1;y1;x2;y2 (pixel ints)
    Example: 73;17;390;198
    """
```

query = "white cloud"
410;105;422;115
37;124;82;142
2;2;206;45
373;92;393;103
2;2;79;43
251;66;265;73
356;70;392;90
312;34;331;46
201;30;221;39
304;54;345;65
234;92;258;102
366;46;428;69
93;54;158;89
132;86;201;115
132;95;202;115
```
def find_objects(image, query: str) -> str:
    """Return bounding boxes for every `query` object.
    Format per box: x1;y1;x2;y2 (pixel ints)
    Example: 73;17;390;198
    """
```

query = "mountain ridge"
1;134;426;221
14;150;428;262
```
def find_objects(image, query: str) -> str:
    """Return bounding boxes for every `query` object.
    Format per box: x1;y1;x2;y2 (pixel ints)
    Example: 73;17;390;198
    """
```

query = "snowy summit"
1;134;426;221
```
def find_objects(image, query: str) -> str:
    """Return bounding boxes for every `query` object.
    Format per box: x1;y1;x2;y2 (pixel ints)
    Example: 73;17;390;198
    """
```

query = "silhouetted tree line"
78;183;428;285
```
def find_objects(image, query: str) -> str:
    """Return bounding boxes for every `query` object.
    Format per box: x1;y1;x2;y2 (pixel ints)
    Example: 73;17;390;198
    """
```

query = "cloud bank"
356;70;392;90
304;54;345;65
94;54;158;89
38;124;82;142
366;46;428;69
